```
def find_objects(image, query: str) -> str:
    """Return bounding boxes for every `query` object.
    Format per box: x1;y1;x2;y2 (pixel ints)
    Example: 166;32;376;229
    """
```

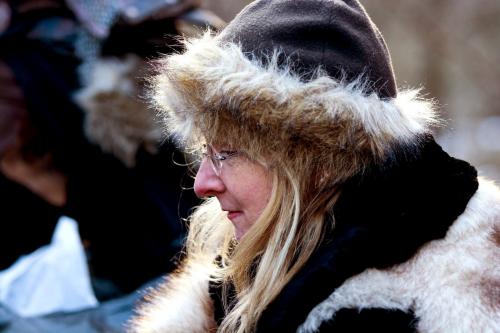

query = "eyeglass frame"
202;144;239;176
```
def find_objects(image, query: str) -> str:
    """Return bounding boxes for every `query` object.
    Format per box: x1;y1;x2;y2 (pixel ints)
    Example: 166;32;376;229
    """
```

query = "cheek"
254;175;273;210
237;165;273;217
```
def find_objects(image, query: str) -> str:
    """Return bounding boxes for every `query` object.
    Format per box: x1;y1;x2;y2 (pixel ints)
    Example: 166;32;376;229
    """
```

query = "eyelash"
201;144;238;162
216;151;237;160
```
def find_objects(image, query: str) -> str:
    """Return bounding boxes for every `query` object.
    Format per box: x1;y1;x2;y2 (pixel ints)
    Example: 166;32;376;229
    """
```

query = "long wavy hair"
184;150;341;333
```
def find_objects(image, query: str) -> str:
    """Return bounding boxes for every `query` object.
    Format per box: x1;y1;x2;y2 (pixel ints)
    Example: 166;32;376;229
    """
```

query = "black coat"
130;139;500;333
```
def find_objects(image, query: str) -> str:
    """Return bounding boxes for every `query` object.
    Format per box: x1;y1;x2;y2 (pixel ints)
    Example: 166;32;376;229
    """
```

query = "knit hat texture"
219;0;397;98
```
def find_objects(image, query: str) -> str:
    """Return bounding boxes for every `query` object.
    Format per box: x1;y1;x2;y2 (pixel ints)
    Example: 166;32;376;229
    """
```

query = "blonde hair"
185;153;340;333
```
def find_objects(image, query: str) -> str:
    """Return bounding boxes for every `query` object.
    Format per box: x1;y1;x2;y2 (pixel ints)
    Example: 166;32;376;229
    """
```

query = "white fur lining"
299;178;500;333
128;258;217;333
152;33;439;156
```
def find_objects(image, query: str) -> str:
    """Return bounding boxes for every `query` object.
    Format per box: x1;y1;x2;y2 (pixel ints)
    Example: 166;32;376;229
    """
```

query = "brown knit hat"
218;0;397;98
152;0;438;184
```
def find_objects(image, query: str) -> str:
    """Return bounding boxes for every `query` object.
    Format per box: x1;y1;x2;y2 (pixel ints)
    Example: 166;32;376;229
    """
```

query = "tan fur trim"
128;257;217;333
76;56;162;167
299;178;500;333
151;32;438;183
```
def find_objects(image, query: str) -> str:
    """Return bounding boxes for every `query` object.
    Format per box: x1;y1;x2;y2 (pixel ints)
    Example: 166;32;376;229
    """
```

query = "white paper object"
0;216;99;317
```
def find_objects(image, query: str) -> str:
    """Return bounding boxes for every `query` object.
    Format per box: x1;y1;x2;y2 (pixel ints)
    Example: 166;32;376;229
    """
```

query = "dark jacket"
130;138;499;333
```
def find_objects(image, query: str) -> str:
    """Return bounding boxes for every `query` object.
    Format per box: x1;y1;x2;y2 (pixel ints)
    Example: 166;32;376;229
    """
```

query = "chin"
234;228;245;240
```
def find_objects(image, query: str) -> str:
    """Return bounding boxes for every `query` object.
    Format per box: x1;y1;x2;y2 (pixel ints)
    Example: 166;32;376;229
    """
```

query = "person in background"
0;0;221;299
129;0;500;332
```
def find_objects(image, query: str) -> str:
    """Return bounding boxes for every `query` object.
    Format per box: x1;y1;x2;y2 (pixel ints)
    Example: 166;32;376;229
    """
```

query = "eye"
221;150;238;157
215;154;227;161
215;150;238;161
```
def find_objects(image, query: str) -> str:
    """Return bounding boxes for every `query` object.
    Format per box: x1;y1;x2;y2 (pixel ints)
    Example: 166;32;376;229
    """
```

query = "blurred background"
0;0;498;332
203;0;500;182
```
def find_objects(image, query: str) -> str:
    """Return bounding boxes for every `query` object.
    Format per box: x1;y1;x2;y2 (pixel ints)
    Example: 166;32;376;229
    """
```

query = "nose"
194;158;225;198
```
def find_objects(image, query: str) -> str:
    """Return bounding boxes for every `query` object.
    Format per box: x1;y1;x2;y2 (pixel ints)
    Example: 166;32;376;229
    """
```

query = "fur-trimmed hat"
152;0;438;184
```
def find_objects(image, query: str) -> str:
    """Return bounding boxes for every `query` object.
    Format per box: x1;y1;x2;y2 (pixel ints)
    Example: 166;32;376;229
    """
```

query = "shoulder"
301;177;500;333
128;256;217;333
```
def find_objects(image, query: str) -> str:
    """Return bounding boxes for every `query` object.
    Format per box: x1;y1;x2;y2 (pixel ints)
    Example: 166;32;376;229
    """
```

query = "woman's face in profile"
194;145;273;239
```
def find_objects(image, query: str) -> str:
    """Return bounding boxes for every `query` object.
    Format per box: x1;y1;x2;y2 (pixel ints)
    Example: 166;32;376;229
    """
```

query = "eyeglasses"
202;144;239;176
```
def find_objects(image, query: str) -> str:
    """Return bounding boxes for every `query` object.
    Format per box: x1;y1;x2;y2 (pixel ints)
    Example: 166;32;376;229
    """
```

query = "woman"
130;0;500;332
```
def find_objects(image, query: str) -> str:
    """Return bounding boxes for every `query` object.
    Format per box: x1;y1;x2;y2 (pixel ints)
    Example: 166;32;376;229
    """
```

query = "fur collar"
128;258;217;333
254;138;479;332
300;177;500;333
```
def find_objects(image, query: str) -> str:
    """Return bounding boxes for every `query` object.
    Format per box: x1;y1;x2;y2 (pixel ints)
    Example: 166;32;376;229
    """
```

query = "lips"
220;205;240;218
227;211;243;221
